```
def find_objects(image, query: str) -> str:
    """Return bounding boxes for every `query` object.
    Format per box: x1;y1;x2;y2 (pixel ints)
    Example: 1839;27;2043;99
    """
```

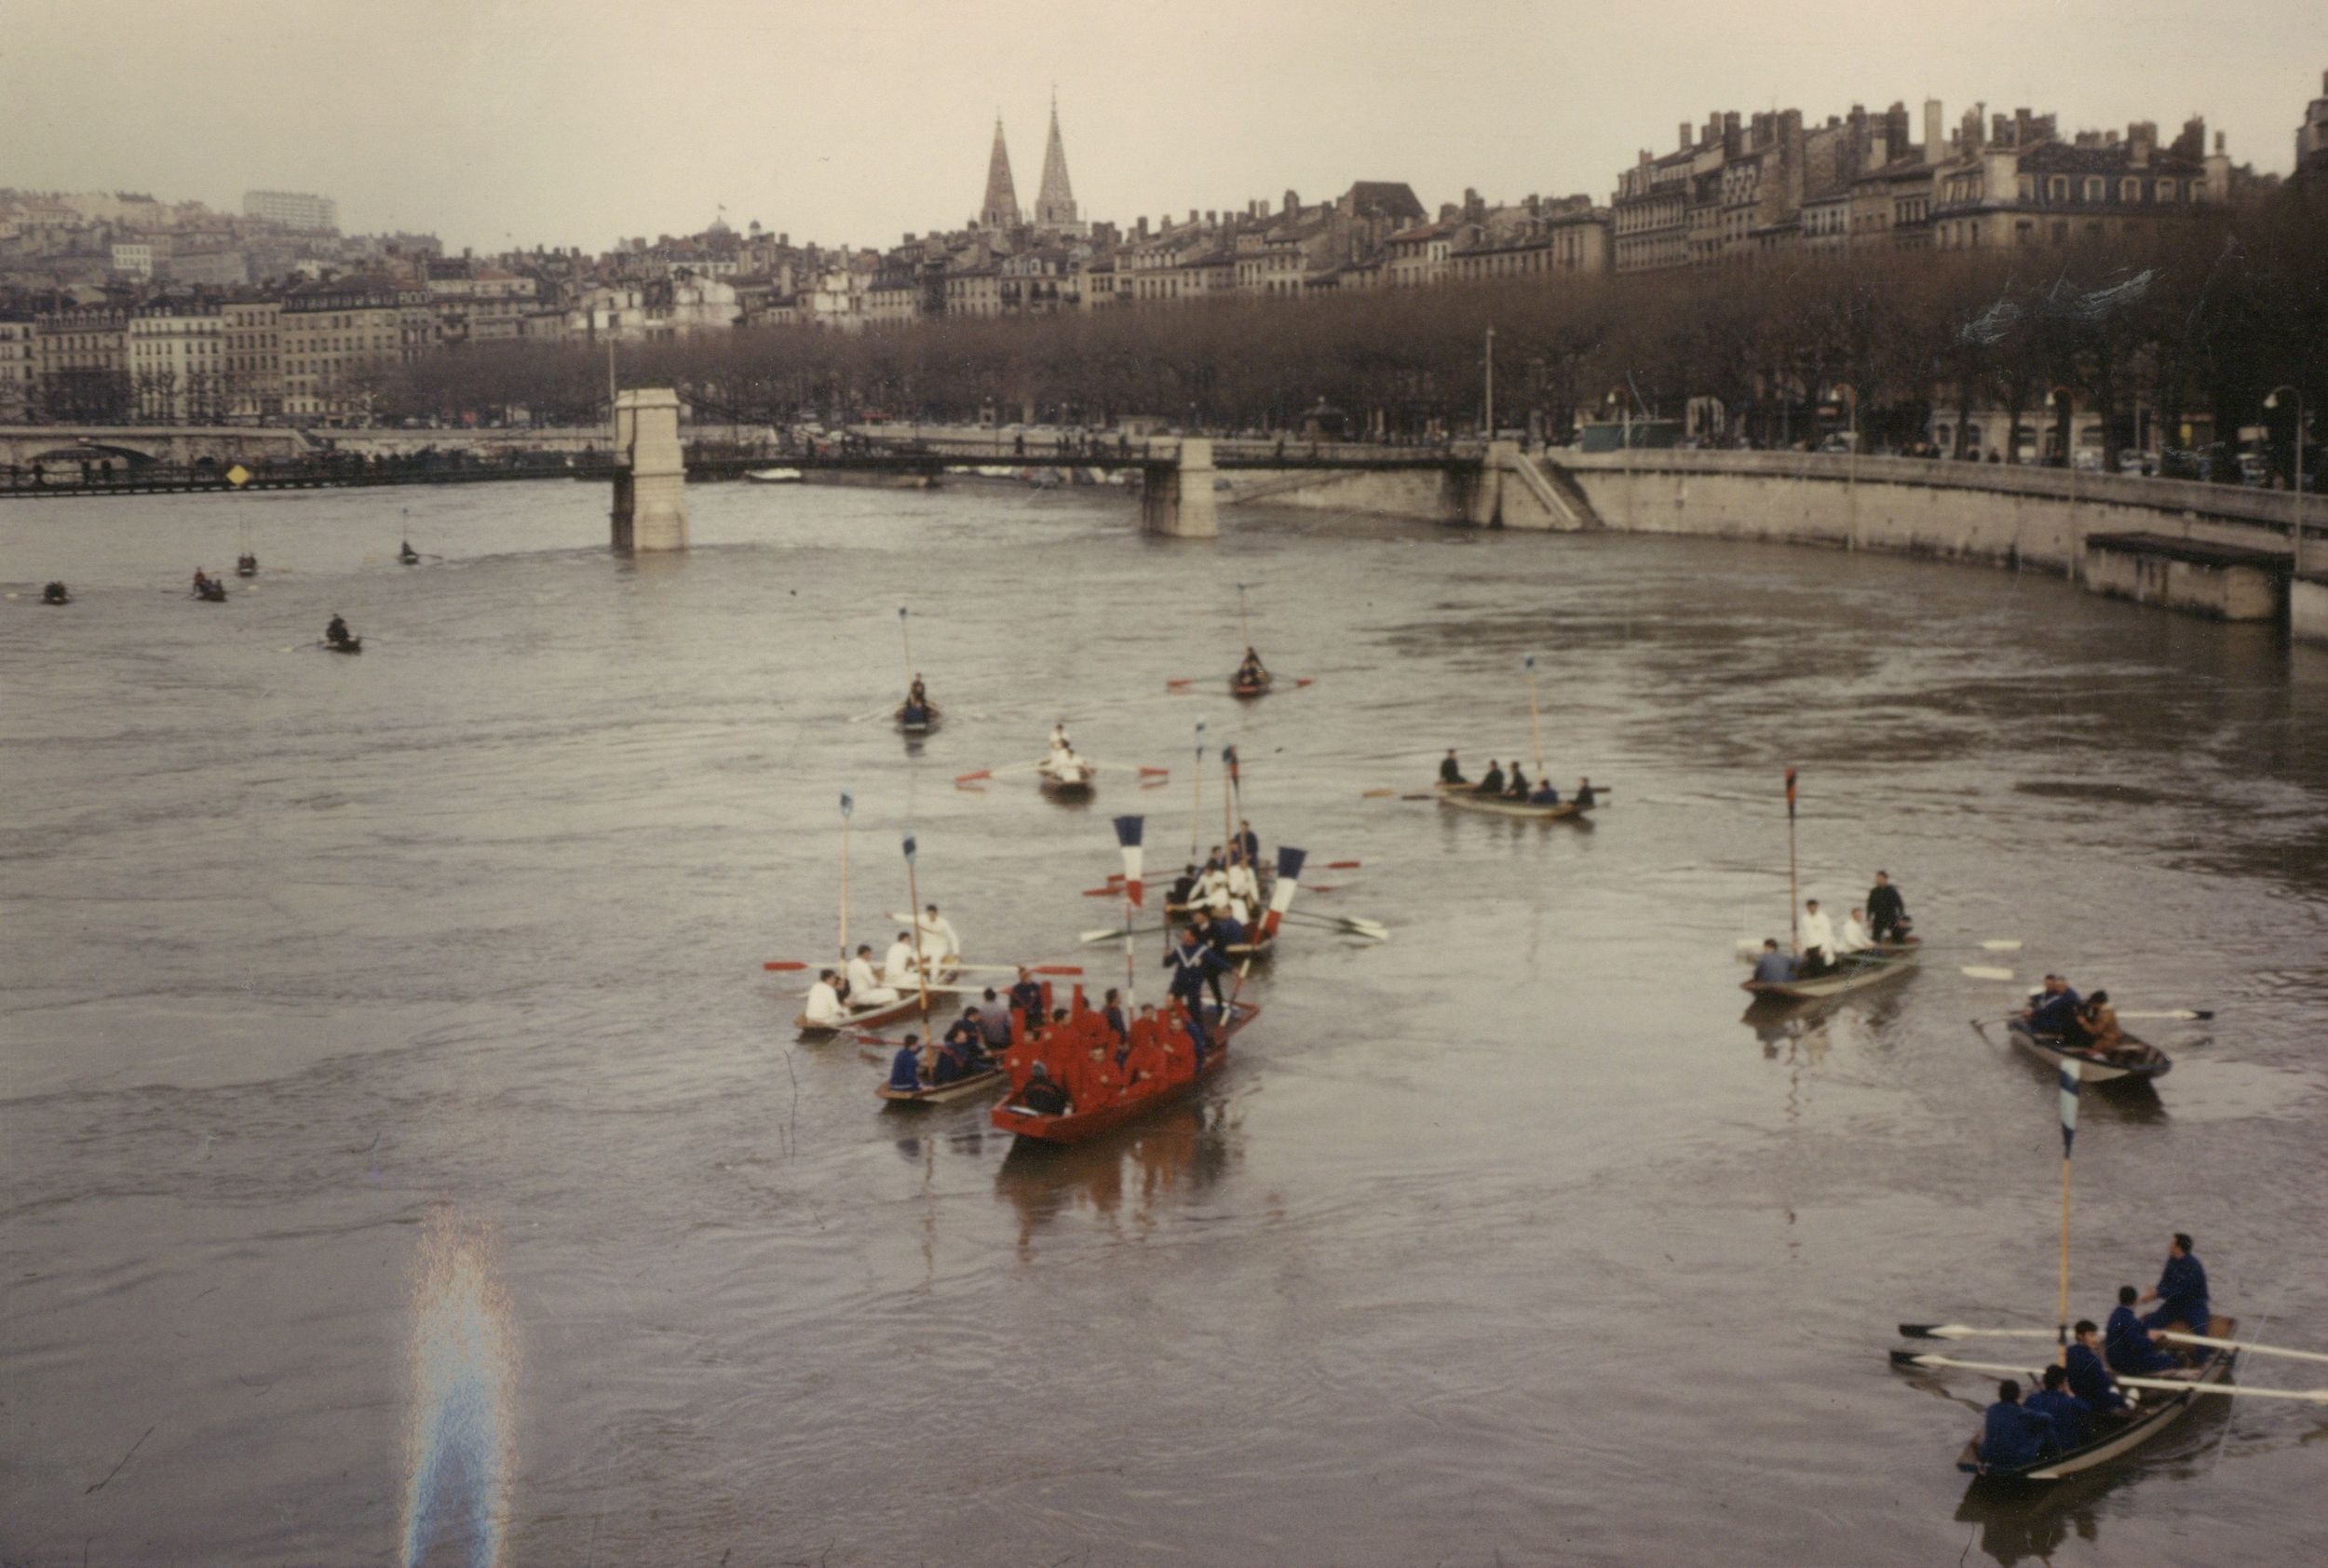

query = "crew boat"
1436;654;1599;821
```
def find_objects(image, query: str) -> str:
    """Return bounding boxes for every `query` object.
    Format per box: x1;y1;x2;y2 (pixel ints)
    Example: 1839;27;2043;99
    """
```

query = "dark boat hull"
1955;1315;2238;1480
327;637;362;654
2005;1021;2172;1084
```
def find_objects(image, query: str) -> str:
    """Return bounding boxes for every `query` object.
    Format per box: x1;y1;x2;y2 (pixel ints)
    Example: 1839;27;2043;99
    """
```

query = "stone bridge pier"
610;388;687;551
1140;439;1219;538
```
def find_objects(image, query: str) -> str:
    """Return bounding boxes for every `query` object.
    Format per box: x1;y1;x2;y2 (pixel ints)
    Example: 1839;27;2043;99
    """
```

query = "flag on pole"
840;791;853;818
1113;815;1144;907
1262;845;1307;937
1523;653;1536;672
2058;1060;2081;1155
901;831;916;864
1785;766;1798;819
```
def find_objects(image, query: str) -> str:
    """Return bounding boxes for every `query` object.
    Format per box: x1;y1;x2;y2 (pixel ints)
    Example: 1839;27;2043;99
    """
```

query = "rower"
978;989;1013;1052
882;930;921;988
2020;975;2083;1036
1474;759;1505;797
399;539;419;563
1528;778;1562;806
1049;720;1072;753
2074;991;2130;1055
2064;1320;2128;1413
917;903;960;964
1506;763;1531;800
944;1007;990;1069
1867;871;1908;943
1976;1380;2060;1470
1798;899;1838;977
1193;859;1231;915
2023;1365;2092;1447
1439;749;1467;786
192;567;211;593
326;613;354;649
1224;851;1259;922
1235;818;1260;869
2106;1284;2181;1374
846;943;898;1007
1748;939;1796;987
887;1035;924;1092
2140;1233;2209;1335
804;969;846;1026
1836;908;1874;954
1573;777;1597;809
1013;1061;1070;1115
1167;864;1199;911
1236;645;1268;683
42;581;70;605
929;1028;974;1085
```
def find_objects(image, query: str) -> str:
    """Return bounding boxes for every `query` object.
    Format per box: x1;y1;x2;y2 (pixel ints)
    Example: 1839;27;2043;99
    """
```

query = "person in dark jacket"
2064;1321;2127;1413
1977;1381;2059;1470
2107;1285;2181;1373
1866;871;1908;942
2140;1234;2210;1333
2023;1365;2092;1448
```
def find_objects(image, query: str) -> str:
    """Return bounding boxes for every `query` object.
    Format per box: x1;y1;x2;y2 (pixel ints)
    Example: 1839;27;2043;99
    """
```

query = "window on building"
2083;177;2105;202
2048;176;2069;202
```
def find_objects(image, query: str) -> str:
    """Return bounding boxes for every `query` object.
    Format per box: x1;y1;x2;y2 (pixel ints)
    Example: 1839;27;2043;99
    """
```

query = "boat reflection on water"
1949;1393;2231;1566
1739;985;1911;1060
993;1102;1233;1257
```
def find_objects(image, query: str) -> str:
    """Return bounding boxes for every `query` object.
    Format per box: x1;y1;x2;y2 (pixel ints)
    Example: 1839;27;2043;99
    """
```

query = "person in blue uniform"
2106;1285;2181;1373
1235;819;1260;868
1528;779;1562;806
2141;1233;2209;1333
1977;1381;2060;1471
2064;1321;2127;1413
929;1029;973;1086
1747;939;1796;986
2021;975;2083;1035
1009;973;1045;1032
1164;929;1224;1064
887;1035;923;1093
1102;988;1129;1060
2023;1365;2091;1448
944;1009;990;1070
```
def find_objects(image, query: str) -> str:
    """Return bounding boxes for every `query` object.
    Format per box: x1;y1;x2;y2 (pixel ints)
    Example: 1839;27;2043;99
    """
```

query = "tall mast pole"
902;831;930;1031
1484;326;1495;437
1524;654;1544;778
836;791;853;962
1785;768;1800;953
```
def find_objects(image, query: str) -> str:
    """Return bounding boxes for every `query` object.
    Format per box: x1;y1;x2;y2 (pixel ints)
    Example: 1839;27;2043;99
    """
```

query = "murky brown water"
5;480;2326;1566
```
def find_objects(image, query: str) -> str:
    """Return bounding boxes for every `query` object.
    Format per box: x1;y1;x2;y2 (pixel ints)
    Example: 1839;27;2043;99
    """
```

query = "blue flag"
1112;815;1144;849
840;791;853;818
901;831;916;864
2058;1061;2081;1156
1274;845;1307;882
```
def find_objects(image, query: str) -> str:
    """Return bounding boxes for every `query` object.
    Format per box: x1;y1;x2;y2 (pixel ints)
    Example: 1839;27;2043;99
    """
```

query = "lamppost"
2265;385;2308;575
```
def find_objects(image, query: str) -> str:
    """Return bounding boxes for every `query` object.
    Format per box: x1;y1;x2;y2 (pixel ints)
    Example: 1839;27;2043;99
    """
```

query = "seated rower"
1236;645;1269;683
1505;764;1531;800
929;1030;976;1086
804;969;847;1027
1528;779;1562;806
887;1036;924;1092
1439;749;1467;786
842;944;894;1007
2075;991;2129;1055
42;581;70;605
1573;777;1597;809
2140;1233;2209;1335
944;1008;991;1070
1012;1061;1069;1115
1746;939;1796;988
2106;1285;2182;1374
1473;759;1506;797
2023;1365;2092;1448
2020;974;2083;1036
882;931;922;989
1167;863;1200;911
1797;899;1838;977
1977;1380;2060;1471
2064;1320;2129;1413
326;613;354;648
1836;908;1874;954
978;989;1013;1053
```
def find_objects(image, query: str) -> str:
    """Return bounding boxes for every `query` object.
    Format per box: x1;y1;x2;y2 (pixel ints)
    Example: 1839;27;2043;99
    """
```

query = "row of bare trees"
376;182;2325;473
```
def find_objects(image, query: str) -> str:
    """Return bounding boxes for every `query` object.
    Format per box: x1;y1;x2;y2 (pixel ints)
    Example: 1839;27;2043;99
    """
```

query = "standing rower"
916;903;961;964
1866;871;1909;942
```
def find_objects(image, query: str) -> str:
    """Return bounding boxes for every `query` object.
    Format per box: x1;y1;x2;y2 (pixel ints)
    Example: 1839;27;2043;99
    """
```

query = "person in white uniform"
846;943;899;1007
884;931;922;987
1224;856;1260;925
917;904;961;963
1836;908;1874;954
1798;899;1839;976
804;969;846;1026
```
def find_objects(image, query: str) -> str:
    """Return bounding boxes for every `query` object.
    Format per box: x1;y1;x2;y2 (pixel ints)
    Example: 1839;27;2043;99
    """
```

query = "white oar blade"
1961;966;2017;981
2118;1009;2211;1021
2161;1331;2328;1367
1980;940;2024;952
2120;1378;2328;1404
1898;1323;2058;1342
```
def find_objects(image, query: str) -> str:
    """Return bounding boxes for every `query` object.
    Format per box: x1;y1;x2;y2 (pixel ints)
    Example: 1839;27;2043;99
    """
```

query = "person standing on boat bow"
1439;749;1467;786
1866;871;1908;942
1797;899;1838;977
916;904;961;964
2140;1234;2209;1334
1164;927;1225;1063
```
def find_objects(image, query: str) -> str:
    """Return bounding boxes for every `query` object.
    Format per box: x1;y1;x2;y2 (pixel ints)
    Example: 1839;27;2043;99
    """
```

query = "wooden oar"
2160;1331;2328;1366
950;963;1084;977
764;960;811;972
1891;1351;2328;1403
1899;1324;2059;1342
2119;1009;2215;1021
1080;924;1169;944
1962;966;2017;980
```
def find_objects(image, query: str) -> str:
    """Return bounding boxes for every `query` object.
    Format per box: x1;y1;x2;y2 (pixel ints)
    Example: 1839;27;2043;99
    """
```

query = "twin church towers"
977;94;1083;236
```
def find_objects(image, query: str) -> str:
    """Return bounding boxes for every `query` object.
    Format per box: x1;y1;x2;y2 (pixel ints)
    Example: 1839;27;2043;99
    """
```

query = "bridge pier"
1141;439;1219;538
611;388;688;552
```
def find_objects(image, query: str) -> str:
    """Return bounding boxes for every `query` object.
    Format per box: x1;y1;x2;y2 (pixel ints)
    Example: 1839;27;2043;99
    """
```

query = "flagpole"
902;831;930;1031
1188;720;1206;863
1785;767;1800;953
837;792;853;963
2057;1061;2081;1351
897;606;915;691
1524;654;1544;778
1113;815;1144;1013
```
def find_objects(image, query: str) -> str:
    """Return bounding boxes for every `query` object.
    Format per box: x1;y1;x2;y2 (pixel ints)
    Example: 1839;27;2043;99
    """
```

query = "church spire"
1035;88;1078;232
979;114;1021;230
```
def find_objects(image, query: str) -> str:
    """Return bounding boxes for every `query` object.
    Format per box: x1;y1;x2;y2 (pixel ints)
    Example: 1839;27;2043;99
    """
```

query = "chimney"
1871;132;1889;167
1924;98;1942;162
1679;121;1692;152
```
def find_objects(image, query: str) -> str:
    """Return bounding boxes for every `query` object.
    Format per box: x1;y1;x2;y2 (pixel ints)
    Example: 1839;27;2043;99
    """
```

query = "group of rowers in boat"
189;568;231;602
900;675;936;726
1234;647;1269;686
1165;825;1266;922
886;979;1224;1114
1975;1234;2213;1470
1438;750;1596;809
2016;973;2145;1061
799;905;964;1024
1748;873;1914;980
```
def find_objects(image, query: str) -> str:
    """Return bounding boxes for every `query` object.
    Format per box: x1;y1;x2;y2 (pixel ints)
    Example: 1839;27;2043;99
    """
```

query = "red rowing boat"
992;994;1259;1145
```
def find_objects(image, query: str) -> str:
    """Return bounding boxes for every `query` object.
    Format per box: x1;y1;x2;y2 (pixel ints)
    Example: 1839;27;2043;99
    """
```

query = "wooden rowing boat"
2005;1021;2172;1085
1953;1315;2239;1480
1740;944;1920;1000
793;957;962;1034
993;1002;1257;1145
1231;670;1272;699
877;1065;1007;1106
896;700;941;735
1435;791;1588;820
1037;756;1097;797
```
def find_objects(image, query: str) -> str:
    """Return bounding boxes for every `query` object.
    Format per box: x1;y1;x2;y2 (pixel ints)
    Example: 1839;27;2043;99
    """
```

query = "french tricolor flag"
1260;845;1307;937
1113;815;1144;908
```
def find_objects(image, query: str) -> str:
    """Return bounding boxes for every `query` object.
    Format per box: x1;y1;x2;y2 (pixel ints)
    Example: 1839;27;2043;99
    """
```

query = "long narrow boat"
877;1065;1007;1106
1951;1316;2239;1480
792;956;962;1035
1740;944;1920;1000
2004;1021;2172;1085
994;1001;1258;1145
1436;791;1588;820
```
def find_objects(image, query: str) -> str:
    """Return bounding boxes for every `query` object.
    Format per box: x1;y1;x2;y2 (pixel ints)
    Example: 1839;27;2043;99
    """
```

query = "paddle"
1962;966;2018;980
1080;924;1169;944
1899;1323;2058;1342
1890;1351;2328;1404
2160;1331;2328;1366
2119;1009;2215;1021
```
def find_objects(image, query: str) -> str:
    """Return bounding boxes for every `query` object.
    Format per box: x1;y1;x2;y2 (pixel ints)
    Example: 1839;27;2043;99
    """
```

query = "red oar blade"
1025;965;1084;976
1138;765;1171;777
1294;677;1315;688
954;768;994;785
1165;678;1194;689
1324;859;1361;870
1080;885;1120;897
764;961;810;971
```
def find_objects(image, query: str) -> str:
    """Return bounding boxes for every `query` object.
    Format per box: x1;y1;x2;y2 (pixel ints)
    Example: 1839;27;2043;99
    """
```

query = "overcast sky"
5;0;2321;254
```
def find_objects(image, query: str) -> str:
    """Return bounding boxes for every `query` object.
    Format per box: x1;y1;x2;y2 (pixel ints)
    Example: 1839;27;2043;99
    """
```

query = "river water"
4;479;2325;1567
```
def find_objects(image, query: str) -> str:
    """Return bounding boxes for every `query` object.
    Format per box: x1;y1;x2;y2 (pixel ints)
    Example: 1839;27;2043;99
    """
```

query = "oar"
1899;1324;2060;1342
1962;966;2018;980
1321;858;1360;870
2160;1331;2328;1366
2119;1009;2215;1021
1891;1351;2328;1404
845;705;896;723
949;963;1084;977
1081;924;1169;944
764;960;812;972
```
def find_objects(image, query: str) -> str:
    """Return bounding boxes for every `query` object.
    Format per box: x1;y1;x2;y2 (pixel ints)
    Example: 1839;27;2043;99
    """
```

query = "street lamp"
2264;385;2308;575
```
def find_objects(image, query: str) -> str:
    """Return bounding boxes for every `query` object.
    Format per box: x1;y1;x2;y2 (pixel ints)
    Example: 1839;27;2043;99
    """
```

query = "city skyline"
5;0;2322;254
